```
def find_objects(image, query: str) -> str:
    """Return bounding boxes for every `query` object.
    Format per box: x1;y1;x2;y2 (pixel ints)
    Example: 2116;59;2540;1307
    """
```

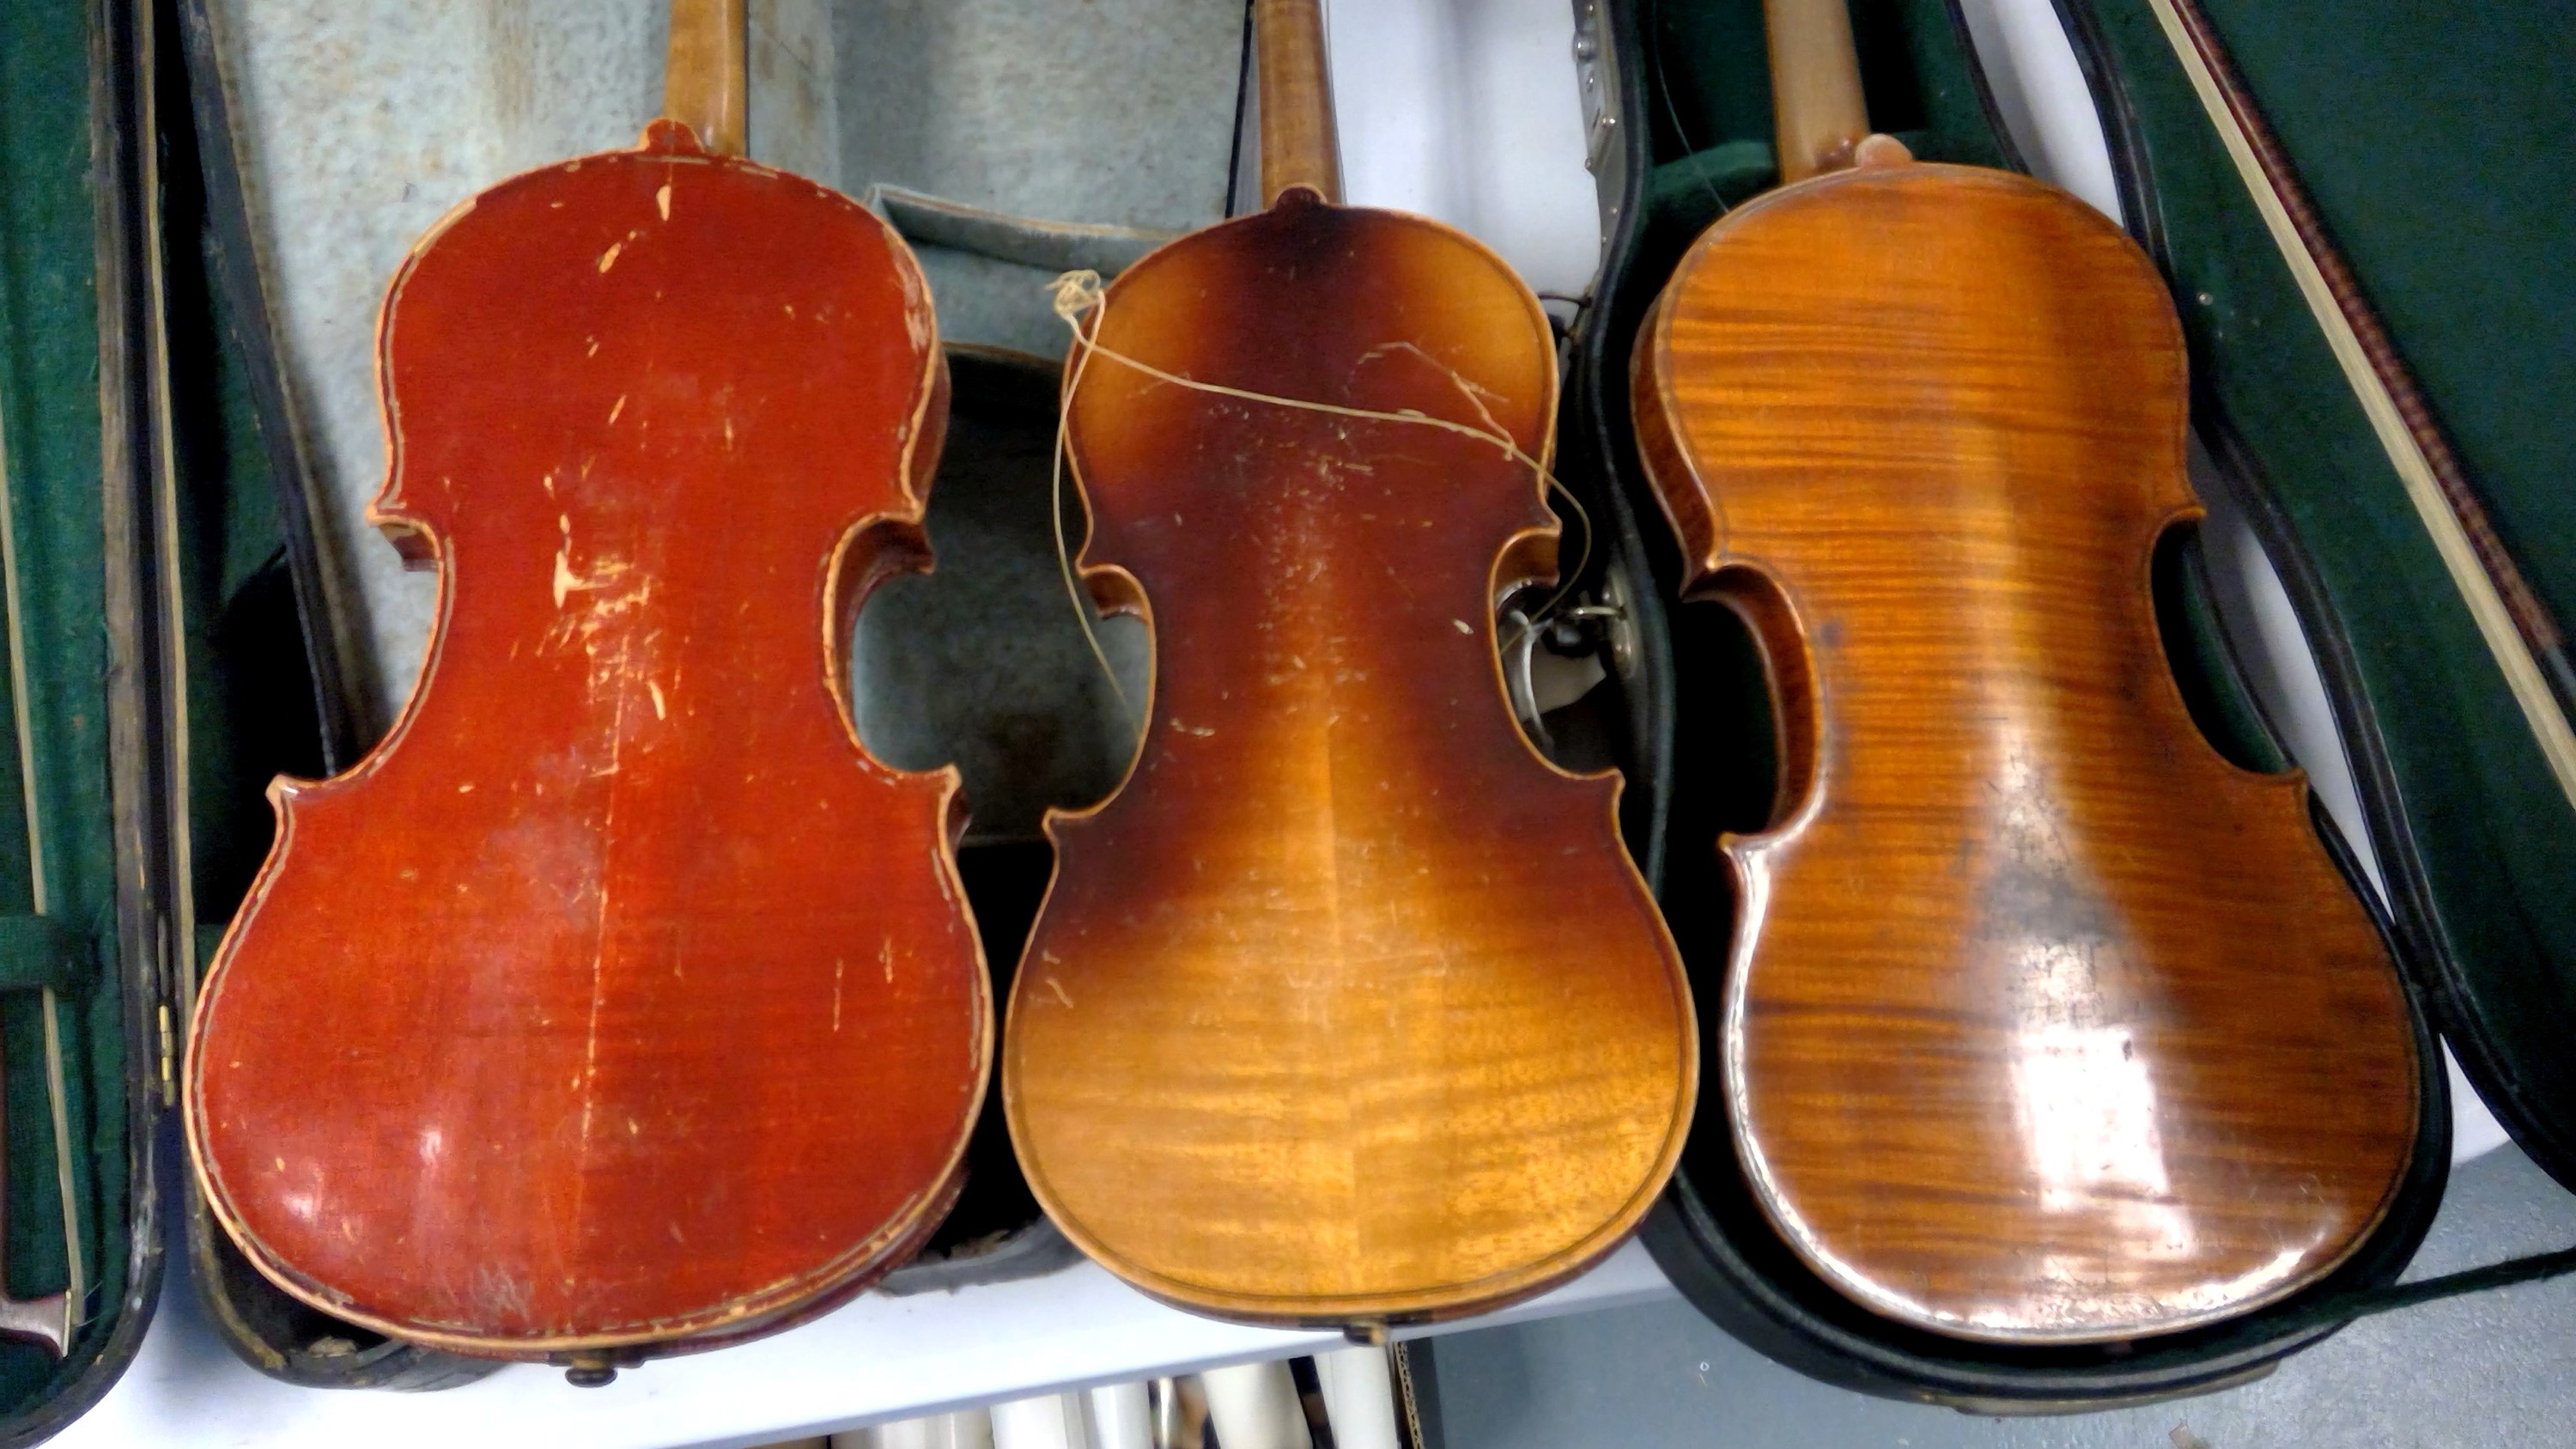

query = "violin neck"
1255;0;1343;205
1764;0;1870;183
665;0;748;156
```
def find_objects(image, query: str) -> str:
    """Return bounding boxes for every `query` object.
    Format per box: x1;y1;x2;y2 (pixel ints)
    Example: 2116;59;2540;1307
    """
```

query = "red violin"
185;0;987;1367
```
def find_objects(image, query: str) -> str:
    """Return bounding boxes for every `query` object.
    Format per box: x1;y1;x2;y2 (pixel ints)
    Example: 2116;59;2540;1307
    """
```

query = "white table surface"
53;1226;1674;1449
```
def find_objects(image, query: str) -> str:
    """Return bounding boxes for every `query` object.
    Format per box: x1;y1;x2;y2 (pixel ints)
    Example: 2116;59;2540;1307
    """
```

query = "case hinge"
1572;0;1619;174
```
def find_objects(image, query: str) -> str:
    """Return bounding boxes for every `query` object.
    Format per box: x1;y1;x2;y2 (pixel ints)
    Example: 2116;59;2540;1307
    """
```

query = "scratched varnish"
1004;190;1697;1328
1631;158;2421;1342
185;123;989;1358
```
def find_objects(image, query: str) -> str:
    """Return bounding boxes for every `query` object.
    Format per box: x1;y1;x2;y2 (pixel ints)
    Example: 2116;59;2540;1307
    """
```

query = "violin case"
0;0;378;1428
0;0;498;1411
0;0;215;1434
1572;0;2572;1413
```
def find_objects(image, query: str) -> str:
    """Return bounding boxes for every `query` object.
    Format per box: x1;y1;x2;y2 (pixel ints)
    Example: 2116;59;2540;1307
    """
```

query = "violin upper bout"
1643;161;2202;568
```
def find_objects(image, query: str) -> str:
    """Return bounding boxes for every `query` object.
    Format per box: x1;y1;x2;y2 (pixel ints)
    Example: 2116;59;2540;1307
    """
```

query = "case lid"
2061;0;2576;1189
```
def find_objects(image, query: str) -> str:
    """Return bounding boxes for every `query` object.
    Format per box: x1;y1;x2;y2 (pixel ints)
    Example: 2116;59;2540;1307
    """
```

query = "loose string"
1048;272;1128;715
1044;269;1595;700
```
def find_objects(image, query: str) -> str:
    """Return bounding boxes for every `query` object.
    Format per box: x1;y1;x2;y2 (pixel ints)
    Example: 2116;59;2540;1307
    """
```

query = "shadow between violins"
847;345;1141;1288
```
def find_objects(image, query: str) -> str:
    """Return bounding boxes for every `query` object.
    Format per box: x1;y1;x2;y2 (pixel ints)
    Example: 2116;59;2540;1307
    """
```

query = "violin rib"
1634;161;2419;1342
185;125;988;1356
1004;196;1696;1327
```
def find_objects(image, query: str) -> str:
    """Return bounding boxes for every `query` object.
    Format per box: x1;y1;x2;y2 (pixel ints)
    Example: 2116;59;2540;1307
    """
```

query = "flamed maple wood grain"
1631;159;2419;1342
1004;193;1696;1327
184;123;987;1357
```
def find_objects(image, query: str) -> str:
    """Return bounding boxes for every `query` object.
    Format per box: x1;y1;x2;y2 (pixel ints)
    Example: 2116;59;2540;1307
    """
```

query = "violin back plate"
185;125;987;1355
1005;198;1696;1326
1633;161;2418;1343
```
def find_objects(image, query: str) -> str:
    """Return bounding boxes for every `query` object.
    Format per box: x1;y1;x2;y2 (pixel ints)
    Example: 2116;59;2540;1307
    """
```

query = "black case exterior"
1583;0;2458;1409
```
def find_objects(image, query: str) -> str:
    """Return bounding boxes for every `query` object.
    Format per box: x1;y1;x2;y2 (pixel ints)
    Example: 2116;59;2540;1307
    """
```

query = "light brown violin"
1001;0;1695;1330
185;0;987;1370
1629;0;2420;1342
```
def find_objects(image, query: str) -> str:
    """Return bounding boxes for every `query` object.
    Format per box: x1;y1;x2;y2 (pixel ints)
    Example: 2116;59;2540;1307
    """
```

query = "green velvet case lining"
0;0;139;1424
2064;0;2576;1184
2199;4;2575;627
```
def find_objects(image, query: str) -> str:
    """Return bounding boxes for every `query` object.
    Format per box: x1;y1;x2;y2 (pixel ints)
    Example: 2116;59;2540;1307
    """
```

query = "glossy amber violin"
1001;0;1694;1330
1631;0;2420;1341
185;0;987;1367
